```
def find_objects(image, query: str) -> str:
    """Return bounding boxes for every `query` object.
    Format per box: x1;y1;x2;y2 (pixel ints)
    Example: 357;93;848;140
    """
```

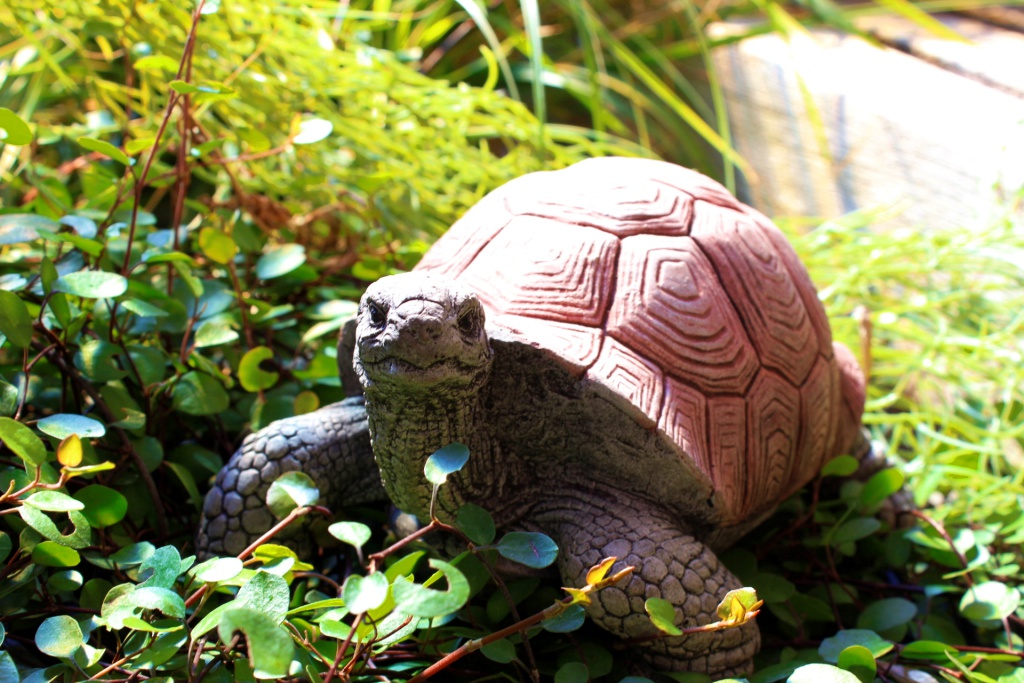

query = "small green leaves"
837;645;876;683
456;503;495;545
328;520;372;549
23;491;84;512
256;244;306;280
35;615;83;659
266;471;320;518
645;597;682;636
392;559;469;617
171;371;229;416
787;663;862;683
342;572;389;613
55;271;129;299
496;531;558;569
860;468;905;509
821;454;859;477
0;290;33;348
855;597;917;634
0;107;33;145
77;136;131;165
293;118;333;145
37;414;106;439
74;485;128;528
217;607;295;679
424;442;470;485
818;629;893;662
32;541;82;568
0;416;47;465
542;603;586;632
239;346;279;391
959;581;1020;625
198;227;238;265
192;557;244;583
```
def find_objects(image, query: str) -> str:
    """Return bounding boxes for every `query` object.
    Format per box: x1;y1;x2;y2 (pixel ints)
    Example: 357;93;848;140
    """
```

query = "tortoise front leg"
534;494;759;677
197;396;385;557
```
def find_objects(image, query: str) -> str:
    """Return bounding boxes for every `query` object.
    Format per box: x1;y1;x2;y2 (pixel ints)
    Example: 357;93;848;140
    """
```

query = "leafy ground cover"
0;1;1023;682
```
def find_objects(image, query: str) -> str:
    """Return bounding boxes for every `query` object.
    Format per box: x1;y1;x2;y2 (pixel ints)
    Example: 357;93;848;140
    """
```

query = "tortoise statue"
198;157;893;675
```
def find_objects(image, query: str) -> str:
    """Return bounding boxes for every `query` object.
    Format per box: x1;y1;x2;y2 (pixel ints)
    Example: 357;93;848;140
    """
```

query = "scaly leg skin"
197;396;385;558
535;494;759;677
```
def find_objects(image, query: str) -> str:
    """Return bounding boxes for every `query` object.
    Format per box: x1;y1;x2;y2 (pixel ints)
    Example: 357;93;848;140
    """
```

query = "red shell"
416;158;862;523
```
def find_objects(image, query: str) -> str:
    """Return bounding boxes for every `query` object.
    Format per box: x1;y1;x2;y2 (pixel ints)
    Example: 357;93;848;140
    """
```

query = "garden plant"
0;1;1022;682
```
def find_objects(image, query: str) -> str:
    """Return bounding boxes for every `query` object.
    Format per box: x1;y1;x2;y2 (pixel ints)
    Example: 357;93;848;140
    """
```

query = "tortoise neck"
364;388;496;521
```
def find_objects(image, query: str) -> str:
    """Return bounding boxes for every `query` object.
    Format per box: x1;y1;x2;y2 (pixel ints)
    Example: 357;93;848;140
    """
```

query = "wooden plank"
709;18;1024;229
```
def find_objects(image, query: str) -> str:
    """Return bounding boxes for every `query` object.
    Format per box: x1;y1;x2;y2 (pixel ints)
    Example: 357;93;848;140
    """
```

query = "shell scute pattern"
414;158;845;521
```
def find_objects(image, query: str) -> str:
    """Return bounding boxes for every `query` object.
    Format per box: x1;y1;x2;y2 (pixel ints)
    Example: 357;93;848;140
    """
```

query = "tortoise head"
353;272;493;398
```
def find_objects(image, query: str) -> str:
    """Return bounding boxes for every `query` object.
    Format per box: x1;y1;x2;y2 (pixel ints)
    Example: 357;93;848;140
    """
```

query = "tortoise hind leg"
534;494;759;677
197;396;385;558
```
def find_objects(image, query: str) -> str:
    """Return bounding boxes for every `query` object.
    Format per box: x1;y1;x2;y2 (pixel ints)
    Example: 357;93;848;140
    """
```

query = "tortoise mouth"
358;350;491;391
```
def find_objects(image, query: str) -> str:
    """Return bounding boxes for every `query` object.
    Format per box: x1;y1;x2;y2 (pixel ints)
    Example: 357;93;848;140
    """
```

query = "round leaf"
293;118;333;144
192;557;244;583
542;603;586;633
198;227;238;265
496;531;558;569
0;289;33;348
35;615;83;659
819;629;893;663
959;581;1020;623
837;645;877;683
237;570;291;624
821;454;859;477
77;136;131;165
645;597;682;636
856;597;917;632
218;607;295;679
267;471;320;518
57;434;83;467
256;244;306;280
32;541;81;568
0;107;33;145
788;664;861;683
23;491;85;512
194;320;239;348
74;485;128;528
392;559;470;618
172;371;229;416
555;662;589;683
293;390;319;415
342;572;389;613
456;503;495;545
37;414;106;439
481;638;516;663
328;520;372;549
860;469;905;508
0;417;47;465
424;442;470;485
239;346;279;392
54;271;129;298
832;517;881;546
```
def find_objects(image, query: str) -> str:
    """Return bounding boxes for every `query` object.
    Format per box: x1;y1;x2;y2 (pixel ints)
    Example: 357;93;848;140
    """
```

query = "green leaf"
138;546;182;590
218;607;295;679
831;517;881;545
787;664;861;683
55;271;129;298
35;615;83;658
122;617;184;633
47;569;83;593
342;572;389;613
496;531;558;569
555;662;589;683
293;391;319;415
821;454;859;477
0;290;33;348
129;586;186;619
32;541;81;568
0;532;10;563
169;80;199;94
77;136;131;165
0;379;18;417
318;618;351;640
328;520;372;549
194;319;239;348
392;559;470;617
456;503;496;545
19;506;91;548
424;442;470;485
256;244;306;280
855;597;917;632
36;414;106;439
899;640;955;661
0;107;33;145
172;371;229;415
199;227;238;264
819;629;893;662
239;346;279;392
542;603;586;633
73;484;129;529
23;491;85;512
293;118;333;144
645;597;683;636
959;581;1021;624
837;645;876;683
0;652;14;683
192;557;244;583
0;416;47;464
237;571;291;624
0;213;56;245
481;638;516;663
134;55;179;73
121;298;169;318
860;469;905;509
76;340;127;381
266;471;320;518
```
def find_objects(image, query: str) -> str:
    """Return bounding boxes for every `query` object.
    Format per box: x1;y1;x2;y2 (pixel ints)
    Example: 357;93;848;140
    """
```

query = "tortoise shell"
414;157;864;525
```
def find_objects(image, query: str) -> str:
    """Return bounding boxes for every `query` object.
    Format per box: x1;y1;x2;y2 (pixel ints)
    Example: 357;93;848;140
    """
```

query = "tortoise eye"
367;301;386;326
457;305;481;337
